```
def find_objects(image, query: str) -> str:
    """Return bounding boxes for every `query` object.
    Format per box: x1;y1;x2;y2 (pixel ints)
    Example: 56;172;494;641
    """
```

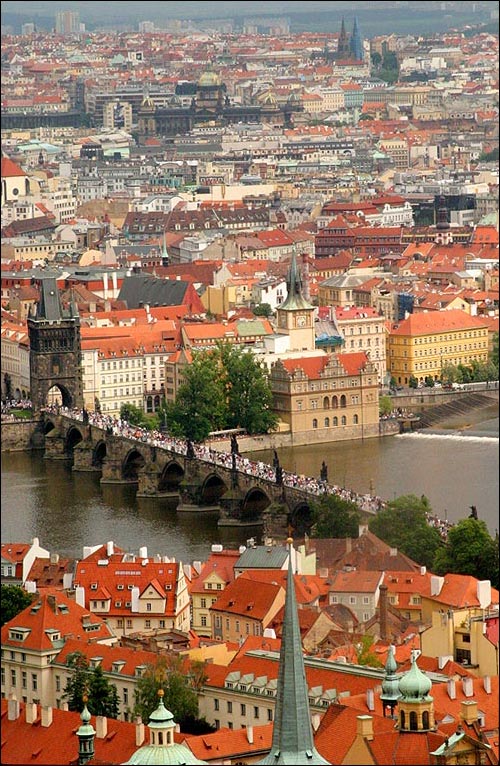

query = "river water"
1;406;498;562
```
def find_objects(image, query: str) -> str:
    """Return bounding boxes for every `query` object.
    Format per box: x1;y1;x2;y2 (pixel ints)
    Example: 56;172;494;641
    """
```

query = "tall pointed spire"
380;644;401;719
257;540;330;765
278;250;314;312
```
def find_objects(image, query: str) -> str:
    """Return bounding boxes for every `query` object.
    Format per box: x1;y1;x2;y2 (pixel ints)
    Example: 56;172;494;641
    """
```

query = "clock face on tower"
296;315;306;327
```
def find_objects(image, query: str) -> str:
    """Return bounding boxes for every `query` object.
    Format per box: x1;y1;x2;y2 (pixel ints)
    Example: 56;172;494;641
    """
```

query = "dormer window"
9;628;30;642
90;583;98;590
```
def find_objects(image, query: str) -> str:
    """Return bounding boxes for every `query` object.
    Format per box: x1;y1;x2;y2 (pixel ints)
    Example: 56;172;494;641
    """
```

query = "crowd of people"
44;404;387;514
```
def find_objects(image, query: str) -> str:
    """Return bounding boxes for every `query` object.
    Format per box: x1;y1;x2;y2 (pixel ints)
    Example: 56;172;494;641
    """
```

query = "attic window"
117;584;124;590
90;583;98;590
9;628;30;642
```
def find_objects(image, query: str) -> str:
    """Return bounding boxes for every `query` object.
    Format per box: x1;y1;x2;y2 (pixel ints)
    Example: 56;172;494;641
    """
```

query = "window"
145;620;151;629
214;699;220;711
200;598;207;608
55;675;60;692
32;674;38;691
201;615;207;627
312;418;318;429
227;701;232;713
267;708;273;721
363;596;370;604
22;671;27;689
11;670;16;686
241;703;246;716
254;706;260;719
341;416;347;425
349;596;356;604
123;688;129;705
146;603;152;611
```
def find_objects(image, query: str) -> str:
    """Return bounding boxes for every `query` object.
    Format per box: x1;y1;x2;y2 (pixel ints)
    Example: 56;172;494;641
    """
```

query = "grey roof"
117;274;191;309
278;251;314;313
320;273;371;289
236;545;289;570
256;547;330;765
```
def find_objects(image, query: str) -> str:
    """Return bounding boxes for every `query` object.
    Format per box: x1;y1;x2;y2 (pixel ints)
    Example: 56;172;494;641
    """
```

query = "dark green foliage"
408;375;418;389
310;493;362;539
63;652;120;718
252;303;273;317
120;402;151;429
133;655;204;730
368;494;444;569
433;518;499;589
492;333;499;371
379;395;392;416
1;585;36;627
166;343;278;441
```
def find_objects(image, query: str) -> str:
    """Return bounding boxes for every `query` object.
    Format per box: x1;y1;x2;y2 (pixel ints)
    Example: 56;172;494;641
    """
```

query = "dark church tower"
337;17;350;59
28;277;84;412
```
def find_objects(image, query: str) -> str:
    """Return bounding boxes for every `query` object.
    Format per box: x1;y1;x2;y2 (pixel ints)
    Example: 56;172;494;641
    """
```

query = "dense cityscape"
1;2;499;764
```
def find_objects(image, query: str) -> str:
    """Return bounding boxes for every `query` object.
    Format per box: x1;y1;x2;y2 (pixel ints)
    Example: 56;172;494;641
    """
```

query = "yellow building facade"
387;309;489;385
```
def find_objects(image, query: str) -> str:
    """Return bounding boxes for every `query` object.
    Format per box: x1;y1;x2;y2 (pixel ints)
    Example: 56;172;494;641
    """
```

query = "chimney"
460;700;478;724
462;677;474;698
246;725;254;744
61;702;69;711
356;715;374;741
483;676;491;694
379;583;388;641
47;594;57;612
26;702;38;723
8;697;20;721
366;689;375;711
345;537;352;553
420;566;426;575
41;707;53;727
75;586;86;608
96;715;108;738
447;678;456;700
106;541;114;557
50;553;59;565
135;718;145;746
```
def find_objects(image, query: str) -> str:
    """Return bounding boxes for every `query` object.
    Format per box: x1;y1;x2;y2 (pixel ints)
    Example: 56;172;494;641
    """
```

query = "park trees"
63;651;119;718
433;517;499;589
368;494;444;569
1;585;35;627
165;343;278;441
133;655;213;734
310;493;362;539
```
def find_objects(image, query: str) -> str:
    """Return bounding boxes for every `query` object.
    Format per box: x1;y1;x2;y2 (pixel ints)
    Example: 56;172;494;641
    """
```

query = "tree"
441;363;461;384
491;332;499;370
368;494;444;569
408;375;418;389
120;402;150;430
63;651;120;718
1;585;35;627
379;395;392;416
253;302;273;318
433;517;499;589
356;635;383;668
133;655;207;732
424;376;435;387
219;344;278;435
310;493;362;539
166;352;227;442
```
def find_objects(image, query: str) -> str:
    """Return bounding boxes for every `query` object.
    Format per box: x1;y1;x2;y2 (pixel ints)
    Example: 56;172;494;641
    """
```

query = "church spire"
257;540;330;765
380;644;401;719
278;250;314;312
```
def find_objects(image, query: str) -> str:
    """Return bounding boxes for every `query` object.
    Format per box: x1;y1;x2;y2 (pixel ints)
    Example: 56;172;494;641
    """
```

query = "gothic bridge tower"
28;277;84;412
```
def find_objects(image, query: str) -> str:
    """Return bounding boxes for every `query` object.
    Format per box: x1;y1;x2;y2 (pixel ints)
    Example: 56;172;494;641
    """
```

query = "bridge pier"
43;430;68;460
72;441;100;472
177;480;220;514
100;456;133;485
218;489;261;528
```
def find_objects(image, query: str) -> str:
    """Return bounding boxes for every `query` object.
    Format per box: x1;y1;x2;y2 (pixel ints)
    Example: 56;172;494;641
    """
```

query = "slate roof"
117;274;198;310
235;546;289;570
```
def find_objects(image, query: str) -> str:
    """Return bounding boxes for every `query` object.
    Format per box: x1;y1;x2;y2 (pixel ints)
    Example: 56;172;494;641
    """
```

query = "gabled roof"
210;577;283;622
1;591;114;651
1;156;27;177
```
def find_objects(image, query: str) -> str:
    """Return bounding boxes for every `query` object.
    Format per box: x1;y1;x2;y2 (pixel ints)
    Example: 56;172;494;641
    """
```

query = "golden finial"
82;694;88;704
158;689;164;698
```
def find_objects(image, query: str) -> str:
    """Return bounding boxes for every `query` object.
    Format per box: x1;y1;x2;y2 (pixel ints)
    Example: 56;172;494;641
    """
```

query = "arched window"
333;417;338;426
312;418;318;428
400;710;406;730
158;732;163;745
341;416;347;425
353;414;359;424
409;711;418;731
324;417;330;427
146;396;153;413
323;396;330;409
422;711;429;730
340;394;347;408
332;396;338;409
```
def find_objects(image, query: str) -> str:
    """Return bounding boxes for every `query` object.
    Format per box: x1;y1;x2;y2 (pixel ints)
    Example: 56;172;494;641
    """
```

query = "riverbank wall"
1;419;44;452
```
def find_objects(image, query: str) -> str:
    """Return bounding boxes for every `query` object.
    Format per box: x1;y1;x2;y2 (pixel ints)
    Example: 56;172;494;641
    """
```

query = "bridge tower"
27;277;84;412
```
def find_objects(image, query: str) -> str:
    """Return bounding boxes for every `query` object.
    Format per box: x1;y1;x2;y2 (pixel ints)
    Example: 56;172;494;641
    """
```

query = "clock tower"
276;252;315;351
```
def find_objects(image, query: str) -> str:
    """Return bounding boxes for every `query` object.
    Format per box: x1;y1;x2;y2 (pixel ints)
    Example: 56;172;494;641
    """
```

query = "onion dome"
198;69;221;87
398;652;432;701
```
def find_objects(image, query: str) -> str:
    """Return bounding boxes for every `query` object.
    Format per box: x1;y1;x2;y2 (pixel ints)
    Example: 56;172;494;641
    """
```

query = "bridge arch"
64;425;84;458
92;440;107;469
158;460;185;492
122;448;146;482
43;418;57;435
199;473;228;506
241;487;271;522
289;502;314;537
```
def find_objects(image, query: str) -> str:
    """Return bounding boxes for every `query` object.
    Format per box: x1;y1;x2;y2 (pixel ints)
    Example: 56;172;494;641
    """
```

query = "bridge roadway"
40;407;382;538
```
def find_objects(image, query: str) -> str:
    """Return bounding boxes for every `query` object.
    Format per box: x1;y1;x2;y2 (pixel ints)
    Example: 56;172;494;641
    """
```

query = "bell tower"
275;251;316;351
28;277;84;412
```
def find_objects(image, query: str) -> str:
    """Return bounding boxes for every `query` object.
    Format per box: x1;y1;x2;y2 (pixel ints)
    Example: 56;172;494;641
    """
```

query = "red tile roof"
389;309;489;336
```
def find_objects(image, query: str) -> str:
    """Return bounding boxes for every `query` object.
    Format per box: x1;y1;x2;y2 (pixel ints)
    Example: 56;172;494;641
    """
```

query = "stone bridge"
40;413;345;539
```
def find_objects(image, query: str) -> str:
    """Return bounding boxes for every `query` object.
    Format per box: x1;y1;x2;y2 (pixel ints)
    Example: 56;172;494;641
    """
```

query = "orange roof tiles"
211;577;283;621
389;309;489;336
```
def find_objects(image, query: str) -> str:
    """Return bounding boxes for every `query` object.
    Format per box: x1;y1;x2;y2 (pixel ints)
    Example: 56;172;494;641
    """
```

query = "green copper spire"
278;250;314;313
380;644;401;717
257;541;330;765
